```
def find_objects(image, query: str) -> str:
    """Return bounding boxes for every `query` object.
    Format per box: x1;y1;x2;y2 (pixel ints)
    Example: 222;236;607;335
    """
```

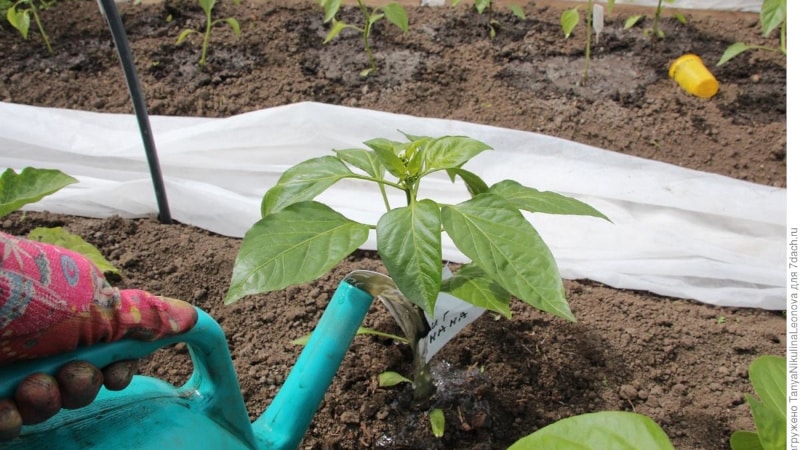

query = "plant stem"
357;0;377;74
652;0;663;40
29;0;53;55
200;13;213;68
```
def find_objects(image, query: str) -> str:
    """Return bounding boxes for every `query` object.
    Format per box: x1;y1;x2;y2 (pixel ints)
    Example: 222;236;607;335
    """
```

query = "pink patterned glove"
0;231;197;365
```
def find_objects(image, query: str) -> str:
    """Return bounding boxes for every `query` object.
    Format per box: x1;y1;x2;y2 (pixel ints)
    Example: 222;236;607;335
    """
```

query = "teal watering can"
0;270;393;449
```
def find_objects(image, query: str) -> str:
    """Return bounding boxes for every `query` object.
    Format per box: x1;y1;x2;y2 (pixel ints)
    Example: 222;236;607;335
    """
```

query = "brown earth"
0;0;787;449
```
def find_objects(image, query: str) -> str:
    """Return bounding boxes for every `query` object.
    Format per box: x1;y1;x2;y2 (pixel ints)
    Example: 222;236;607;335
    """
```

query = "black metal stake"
97;0;172;224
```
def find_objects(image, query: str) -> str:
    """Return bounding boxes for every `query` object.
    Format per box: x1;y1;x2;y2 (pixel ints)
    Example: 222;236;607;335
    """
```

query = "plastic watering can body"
0;272;379;450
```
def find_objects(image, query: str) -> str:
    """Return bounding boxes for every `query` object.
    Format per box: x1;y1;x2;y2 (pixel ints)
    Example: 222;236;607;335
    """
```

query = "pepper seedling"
4;0;54;54
319;0;408;77
175;0;241;69
225;133;609;399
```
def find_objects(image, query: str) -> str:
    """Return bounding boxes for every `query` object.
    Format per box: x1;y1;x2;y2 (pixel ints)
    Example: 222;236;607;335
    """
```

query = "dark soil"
0;0;787;448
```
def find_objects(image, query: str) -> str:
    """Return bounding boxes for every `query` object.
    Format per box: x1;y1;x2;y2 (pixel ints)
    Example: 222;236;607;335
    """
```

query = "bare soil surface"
0;0;787;449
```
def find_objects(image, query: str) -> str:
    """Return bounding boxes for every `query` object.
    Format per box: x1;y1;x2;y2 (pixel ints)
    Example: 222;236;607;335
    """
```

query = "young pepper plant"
623;0;687;40
561;0;606;83
320;0;408;77
175;0;241;69
225;134;608;398
4;0;55;55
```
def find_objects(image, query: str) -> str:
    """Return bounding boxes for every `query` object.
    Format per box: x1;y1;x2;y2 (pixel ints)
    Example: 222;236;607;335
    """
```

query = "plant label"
593;4;604;42
423;266;486;362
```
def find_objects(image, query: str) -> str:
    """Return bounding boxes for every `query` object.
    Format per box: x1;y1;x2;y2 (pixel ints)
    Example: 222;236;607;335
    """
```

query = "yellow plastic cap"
669;54;719;99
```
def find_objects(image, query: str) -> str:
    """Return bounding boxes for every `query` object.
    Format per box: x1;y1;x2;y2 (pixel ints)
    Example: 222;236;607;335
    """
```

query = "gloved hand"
0;231;198;440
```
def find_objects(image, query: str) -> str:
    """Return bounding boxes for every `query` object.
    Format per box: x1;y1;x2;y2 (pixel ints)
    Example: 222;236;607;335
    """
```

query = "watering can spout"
251;272;379;449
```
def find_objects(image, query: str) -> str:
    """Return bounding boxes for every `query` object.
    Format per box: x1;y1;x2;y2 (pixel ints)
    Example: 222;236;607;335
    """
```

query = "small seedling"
717;0;786;66
4;0;55;54
319;0;408;77
561;0;604;83
623;0;687;40
176;0;241;69
226;133;608;399
451;0;525;39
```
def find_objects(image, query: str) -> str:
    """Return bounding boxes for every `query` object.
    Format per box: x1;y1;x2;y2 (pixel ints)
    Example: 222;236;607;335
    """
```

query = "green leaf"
760;0;785;37
378;371;412;387
673;13;687;25
382;2;408;32
7;5;30;38
747;356;786;450
430;409;445;438
441;263;511;318
223;17;240;37
475;0;490;14
560;8;579;38
509;4;525;19
27;227;119;275
323;19;348;43
176;28;196;45
225;201;369;304
508;411;674;450
0;168;78;218
717;42;751;66
422;136;492;173
367;12;384;27
334;148;385;178
607;0;615;14
624;15;642;30
441;193;574;321
377;200;442;314
445;168;489;197
730;431;764;450
260;156;353;216
198;0;215;15
489;180;609;221
365;138;406;178
322;0;341;23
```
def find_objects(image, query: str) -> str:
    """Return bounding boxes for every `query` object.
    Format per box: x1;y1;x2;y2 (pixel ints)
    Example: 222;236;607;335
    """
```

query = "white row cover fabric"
567;0;761;12
0;101;785;310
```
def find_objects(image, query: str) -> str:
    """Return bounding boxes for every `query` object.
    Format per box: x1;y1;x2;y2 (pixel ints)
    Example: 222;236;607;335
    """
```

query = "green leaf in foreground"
489;180;610;221
429;408;445;438
441;263;511;318
442;193;574;321
730;431;764;450
745;355;786;450
508;411;675;450
377;200;442;315
225;201;369;304
0;168;78;218
27;227;119;276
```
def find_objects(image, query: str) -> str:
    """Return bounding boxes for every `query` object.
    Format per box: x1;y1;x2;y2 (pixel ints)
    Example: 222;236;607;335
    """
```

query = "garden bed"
0;0;787;448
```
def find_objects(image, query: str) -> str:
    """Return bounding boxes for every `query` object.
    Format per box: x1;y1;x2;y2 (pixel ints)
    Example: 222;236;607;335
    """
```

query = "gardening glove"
0;230;198;440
